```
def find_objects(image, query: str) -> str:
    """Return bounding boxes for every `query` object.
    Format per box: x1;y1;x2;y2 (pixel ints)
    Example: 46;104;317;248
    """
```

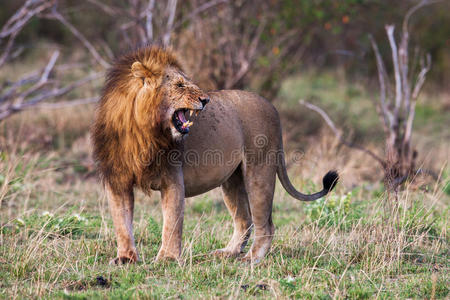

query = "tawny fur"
92;46;337;264
93;47;196;194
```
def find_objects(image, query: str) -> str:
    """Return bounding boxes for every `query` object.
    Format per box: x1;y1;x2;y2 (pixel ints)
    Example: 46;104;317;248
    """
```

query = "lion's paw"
109;256;137;266
239;255;262;264
211;248;240;258
155;249;181;264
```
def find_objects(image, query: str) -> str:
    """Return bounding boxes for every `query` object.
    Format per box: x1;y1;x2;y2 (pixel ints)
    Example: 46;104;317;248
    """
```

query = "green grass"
0;148;448;299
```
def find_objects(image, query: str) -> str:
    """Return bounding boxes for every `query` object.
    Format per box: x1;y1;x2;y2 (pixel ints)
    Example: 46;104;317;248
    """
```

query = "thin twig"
0;0;54;39
402;0;442;34
0;0;54;67
411;54;431;99
12;50;59;107
0;71;40;104
0;72;101;121
24;72;102;107
174;0;229;29
47;8;110;68
40;50;59;82
86;0;118;16
225;19;266;88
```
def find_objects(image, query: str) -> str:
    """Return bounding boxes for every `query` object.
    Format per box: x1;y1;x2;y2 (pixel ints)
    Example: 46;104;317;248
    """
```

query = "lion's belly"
182;159;241;197
182;93;244;197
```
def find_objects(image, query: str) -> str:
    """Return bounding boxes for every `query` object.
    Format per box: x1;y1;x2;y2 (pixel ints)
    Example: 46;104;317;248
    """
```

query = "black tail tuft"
322;170;339;192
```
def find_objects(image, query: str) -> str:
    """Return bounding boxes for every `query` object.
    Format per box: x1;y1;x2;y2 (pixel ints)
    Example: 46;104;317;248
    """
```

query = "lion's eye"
176;82;184;88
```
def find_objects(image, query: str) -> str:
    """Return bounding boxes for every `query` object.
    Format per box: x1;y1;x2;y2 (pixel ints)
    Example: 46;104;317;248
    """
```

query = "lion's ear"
131;62;148;78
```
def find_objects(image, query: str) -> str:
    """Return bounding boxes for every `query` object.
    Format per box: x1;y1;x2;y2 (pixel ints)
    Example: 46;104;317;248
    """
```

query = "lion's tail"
276;150;338;201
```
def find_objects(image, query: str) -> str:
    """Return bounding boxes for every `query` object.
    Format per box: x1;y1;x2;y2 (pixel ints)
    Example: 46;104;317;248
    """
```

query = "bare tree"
300;0;438;191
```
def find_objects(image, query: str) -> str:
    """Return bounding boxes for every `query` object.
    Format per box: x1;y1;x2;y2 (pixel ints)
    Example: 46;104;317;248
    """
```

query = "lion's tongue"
177;110;187;123
177;110;193;129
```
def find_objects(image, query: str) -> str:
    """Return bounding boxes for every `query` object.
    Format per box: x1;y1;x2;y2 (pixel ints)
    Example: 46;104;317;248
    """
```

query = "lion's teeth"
182;120;193;129
189;110;193;117
195;111;199;116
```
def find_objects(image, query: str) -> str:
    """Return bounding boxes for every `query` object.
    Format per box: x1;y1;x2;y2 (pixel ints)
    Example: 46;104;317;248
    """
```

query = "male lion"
92;46;338;264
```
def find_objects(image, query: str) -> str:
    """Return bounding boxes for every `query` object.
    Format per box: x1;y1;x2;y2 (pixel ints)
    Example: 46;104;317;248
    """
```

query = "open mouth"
172;109;201;134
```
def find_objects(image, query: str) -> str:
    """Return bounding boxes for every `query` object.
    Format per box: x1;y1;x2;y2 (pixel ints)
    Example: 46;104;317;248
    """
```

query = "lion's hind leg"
213;166;252;258
241;163;276;264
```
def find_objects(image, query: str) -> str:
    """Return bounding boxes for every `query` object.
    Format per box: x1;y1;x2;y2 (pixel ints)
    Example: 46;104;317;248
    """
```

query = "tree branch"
0;0;54;39
225;18;266;89
0;0;54;67
46;7;110;68
0;70;101;121
403;54;431;146
86;0;118;16
386;25;403;119
299;99;386;167
144;0;156;43
174;0;229;29
162;0;178;47
369;34;393;133
11;50;59;108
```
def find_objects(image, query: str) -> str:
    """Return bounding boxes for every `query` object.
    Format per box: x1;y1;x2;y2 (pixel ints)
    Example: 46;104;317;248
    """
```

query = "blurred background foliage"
0;0;449;165
1;0;449;97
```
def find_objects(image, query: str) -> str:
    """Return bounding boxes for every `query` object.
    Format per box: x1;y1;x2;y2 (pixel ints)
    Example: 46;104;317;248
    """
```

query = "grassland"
0;73;449;299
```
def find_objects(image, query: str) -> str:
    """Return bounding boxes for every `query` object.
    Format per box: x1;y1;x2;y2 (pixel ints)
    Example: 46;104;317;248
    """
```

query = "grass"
0;73;449;299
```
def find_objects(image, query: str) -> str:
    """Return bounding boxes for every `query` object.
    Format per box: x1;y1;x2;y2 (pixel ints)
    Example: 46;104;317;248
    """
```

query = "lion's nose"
199;97;210;108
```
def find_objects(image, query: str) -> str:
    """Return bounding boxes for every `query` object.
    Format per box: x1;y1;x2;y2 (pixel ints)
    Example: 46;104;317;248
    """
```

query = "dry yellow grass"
0;101;448;299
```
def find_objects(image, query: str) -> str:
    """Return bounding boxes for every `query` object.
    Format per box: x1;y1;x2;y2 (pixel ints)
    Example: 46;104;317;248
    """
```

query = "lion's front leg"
106;184;138;265
156;168;185;262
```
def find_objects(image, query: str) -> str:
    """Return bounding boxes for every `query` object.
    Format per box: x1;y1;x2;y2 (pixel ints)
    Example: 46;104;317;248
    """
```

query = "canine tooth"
195;111;199;116
182;120;194;129
189;110;193;117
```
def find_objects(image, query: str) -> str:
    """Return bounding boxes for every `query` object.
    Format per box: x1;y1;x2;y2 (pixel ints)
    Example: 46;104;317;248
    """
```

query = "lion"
92;46;338;264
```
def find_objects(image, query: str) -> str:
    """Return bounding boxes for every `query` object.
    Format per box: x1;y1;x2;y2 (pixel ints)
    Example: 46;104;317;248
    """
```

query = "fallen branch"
0;71;101;120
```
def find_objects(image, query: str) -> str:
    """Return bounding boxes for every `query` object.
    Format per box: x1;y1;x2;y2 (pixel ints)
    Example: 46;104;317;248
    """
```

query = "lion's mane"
92;47;182;193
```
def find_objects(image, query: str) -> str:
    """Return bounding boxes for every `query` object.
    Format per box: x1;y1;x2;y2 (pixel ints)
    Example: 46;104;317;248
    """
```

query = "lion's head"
92;46;209;192
130;59;209;139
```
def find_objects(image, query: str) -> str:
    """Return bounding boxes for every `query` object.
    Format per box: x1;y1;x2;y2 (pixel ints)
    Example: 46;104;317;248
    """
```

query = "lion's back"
207;90;282;149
